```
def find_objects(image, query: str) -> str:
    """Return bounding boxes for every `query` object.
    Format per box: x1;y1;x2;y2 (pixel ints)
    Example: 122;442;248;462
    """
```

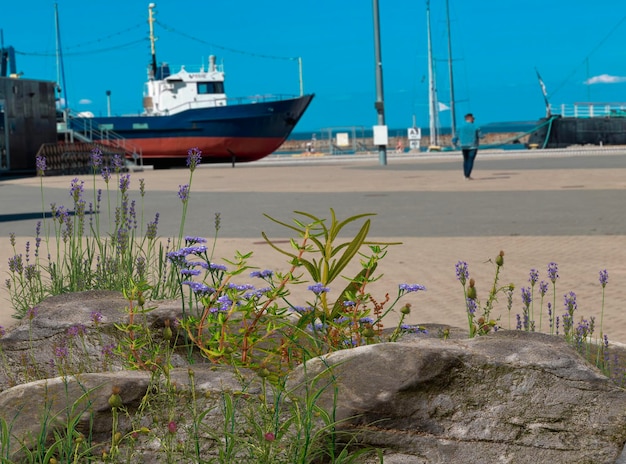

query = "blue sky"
3;1;626;133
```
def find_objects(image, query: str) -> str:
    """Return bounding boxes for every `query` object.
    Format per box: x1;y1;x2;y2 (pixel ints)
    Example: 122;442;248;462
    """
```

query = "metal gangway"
56;109;143;167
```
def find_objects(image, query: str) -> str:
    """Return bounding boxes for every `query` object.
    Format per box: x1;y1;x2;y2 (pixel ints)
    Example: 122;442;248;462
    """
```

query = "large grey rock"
288;331;626;464
0;291;187;389
0;366;252;458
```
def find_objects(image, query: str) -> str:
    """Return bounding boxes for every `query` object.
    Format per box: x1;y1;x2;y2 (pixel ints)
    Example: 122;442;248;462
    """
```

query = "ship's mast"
54;3;68;109
148;3;157;78
426;0;439;148
445;0;457;138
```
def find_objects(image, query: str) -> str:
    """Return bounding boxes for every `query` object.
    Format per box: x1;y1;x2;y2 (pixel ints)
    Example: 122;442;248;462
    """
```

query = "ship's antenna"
148;3;157;78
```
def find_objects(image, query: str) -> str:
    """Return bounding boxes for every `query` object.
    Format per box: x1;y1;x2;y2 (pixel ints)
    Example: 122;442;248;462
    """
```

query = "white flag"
438;102;450;112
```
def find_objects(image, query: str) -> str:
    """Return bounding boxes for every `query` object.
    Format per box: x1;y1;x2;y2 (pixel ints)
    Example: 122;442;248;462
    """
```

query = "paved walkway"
1;148;625;341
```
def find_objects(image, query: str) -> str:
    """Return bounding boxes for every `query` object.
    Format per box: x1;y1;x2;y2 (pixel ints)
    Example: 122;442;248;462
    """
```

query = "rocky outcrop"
1;292;626;463
288;331;626;463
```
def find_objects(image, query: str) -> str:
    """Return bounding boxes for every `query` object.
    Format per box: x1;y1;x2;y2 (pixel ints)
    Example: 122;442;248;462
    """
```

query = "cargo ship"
64;3;314;166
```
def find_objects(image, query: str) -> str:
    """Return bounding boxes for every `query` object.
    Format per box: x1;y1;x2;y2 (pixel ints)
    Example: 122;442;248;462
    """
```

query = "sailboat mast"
54;3;68;109
445;0;457;138
426;0;439;147
148;3;157;78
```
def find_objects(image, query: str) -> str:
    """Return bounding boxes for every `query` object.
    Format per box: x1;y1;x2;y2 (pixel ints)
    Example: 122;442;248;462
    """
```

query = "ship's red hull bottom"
100;136;286;163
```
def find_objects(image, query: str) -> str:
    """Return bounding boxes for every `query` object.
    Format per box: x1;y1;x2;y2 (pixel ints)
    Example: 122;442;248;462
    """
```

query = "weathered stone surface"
288;331;626;464
0;366;252;457
0;291;188;389
3;292;626;463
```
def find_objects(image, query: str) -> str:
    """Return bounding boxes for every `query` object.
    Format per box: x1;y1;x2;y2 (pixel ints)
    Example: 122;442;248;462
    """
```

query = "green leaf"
327;219;370;283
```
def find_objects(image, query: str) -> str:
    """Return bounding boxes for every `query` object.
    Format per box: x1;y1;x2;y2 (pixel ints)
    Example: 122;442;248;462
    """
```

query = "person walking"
452;113;482;180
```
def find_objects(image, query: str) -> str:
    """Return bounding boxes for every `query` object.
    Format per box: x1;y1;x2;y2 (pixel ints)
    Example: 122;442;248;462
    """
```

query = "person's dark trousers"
462;148;478;178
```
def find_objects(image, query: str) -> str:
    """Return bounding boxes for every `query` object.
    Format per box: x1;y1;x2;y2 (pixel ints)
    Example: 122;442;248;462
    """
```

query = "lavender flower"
136;256;146;277
101;343;116;356
563;291;577;314
181;269;202;276
250;269;273;278
539;280;549;297
0;326;5;337
209;262;227;271
54;345;69;359
185;236;207;245
146;212;160;240
67;324;87;338
521;287;532;307
308;283;330;295
90;147;103;168
26;306;39;320
178;184;190;202
187;147;202;171
455;261;469;285
466;298;477;314
547;262;559;283
217;295;233;310
399;283;426;293
36;155;47;176
292;306;313;314
599;269;609;288
528;268;539;286
139;178;145;197
101;166;111;183
8;254;23;274
112;154;123;171
182;281;214;295
91;311;103;324
227;283;255;291
400;324;428;334
119;174;130;193
70;178;84;203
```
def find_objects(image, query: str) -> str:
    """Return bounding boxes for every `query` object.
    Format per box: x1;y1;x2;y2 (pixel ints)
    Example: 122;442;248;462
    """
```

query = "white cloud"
79;98;93;105
584;74;626;85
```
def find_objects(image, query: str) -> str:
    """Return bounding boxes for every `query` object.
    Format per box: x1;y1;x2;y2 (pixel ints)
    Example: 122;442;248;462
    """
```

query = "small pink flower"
167;421;177;434
264;432;275;442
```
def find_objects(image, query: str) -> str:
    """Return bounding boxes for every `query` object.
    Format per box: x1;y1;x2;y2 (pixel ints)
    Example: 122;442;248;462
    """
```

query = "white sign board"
336;132;350;147
373;125;388;145
409;140;421;150
408;127;421;140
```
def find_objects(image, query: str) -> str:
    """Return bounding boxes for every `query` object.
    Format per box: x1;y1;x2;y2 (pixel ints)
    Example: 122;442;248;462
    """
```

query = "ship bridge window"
98;124;114;131
197;82;225;95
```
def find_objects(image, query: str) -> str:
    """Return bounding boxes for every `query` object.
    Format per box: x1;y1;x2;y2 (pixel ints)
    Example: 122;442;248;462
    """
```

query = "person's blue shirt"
453;122;481;149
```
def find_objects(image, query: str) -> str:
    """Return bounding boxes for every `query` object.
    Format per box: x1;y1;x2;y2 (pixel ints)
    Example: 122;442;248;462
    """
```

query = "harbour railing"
57;110;143;166
549;102;626;118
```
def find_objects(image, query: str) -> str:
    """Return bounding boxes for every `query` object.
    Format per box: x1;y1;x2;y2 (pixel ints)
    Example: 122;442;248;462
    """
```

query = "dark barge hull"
528;115;626;148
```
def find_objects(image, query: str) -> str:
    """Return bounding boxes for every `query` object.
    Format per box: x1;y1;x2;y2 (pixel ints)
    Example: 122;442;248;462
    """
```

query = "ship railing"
160;93;301;114
549;103;626;118
59;109;144;167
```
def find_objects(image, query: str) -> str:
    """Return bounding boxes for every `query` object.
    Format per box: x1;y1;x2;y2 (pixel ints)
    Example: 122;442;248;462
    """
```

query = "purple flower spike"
455;261;469;285
399;283;426;293
308;283;330;295
90;147;103;167
547;262;559;283
178;184;190;202
36;155;47;176
599;269;609;288
187;147;202;171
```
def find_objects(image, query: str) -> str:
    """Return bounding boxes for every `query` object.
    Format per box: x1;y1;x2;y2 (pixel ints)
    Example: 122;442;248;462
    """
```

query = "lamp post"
372;0;387;166
106;90;111;117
